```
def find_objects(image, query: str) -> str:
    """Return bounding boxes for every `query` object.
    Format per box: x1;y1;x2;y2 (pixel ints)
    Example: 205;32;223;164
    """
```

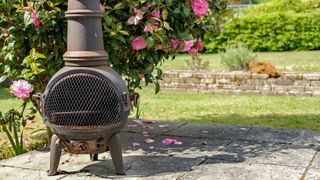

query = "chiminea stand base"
47;133;125;176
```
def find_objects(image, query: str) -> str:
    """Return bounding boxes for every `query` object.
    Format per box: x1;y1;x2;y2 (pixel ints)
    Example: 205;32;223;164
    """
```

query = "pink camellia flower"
191;0;209;18
10;80;33;100
128;8;143;25
196;40;204;51
151;10;161;19
182;40;194;52
144;23;157;32
131;36;147;50
170;39;180;49
162;138;182;145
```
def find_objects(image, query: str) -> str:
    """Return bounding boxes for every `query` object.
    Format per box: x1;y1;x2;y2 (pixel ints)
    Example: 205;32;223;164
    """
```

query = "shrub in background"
220;44;256;71
206;0;320;52
186;56;210;71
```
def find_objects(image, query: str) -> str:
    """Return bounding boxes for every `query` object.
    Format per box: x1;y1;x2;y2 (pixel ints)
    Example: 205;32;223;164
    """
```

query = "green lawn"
162;51;320;72
136;88;320;131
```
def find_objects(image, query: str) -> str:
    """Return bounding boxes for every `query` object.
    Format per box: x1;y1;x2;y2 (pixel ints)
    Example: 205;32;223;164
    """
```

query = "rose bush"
0;0;226;95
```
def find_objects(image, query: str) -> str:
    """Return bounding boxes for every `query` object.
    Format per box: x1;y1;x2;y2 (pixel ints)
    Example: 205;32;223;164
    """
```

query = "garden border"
160;71;320;96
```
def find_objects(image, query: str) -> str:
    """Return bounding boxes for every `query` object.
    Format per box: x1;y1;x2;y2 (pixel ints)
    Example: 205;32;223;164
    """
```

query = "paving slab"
182;159;305;180
0;123;320;180
241;127;320;144
163;123;251;140
211;139;316;168
310;152;320;170
304;169;320;180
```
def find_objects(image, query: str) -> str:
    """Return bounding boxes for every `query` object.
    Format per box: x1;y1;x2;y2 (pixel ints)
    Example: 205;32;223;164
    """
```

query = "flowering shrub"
0;0;226;94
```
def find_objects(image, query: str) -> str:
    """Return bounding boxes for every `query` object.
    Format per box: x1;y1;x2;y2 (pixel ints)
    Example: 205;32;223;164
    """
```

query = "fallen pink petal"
142;132;149;137
133;119;143;124
145;138;155;144
142;120;155;124
162;138;182;145
132;142;140;148
173;140;182;145
158;124;169;128
202;130;209;134
149;146;155;150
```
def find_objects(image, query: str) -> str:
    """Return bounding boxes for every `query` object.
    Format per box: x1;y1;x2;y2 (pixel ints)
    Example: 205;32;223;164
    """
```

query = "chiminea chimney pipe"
63;0;107;67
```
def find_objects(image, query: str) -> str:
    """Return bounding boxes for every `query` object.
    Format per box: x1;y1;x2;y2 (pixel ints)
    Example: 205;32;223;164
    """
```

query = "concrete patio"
0;120;320;180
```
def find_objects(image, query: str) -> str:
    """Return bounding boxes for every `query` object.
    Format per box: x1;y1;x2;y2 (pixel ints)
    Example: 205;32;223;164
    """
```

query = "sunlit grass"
135;88;320;131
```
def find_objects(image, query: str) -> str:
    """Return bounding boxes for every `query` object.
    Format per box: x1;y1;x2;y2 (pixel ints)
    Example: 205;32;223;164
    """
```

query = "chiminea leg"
108;133;125;175
90;153;98;161
48;134;63;176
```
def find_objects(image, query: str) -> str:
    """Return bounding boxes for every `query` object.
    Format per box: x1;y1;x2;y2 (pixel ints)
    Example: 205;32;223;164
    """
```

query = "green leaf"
183;7;191;16
104;16;112;26
119;30;129;36
0;76;7;83
162;9;168;20
174;8;180;14
147;37;155;49
35;53;46;59
113;2;124;10
163;21;171;31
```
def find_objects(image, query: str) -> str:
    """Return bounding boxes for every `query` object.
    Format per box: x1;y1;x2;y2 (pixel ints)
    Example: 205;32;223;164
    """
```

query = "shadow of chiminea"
79;155;210;178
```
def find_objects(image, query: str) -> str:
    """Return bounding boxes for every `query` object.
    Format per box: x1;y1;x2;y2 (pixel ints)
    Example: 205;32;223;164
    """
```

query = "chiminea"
34;0;131;176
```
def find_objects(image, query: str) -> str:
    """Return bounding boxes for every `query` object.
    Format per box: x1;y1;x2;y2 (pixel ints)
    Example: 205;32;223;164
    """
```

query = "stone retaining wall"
159;71;320;96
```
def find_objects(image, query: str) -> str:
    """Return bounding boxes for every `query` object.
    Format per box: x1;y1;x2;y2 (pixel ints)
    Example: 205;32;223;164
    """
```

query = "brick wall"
159;71;320;96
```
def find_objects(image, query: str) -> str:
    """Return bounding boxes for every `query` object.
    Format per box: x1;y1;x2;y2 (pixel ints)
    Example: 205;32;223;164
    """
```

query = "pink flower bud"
196;40;204;51
144;23;157;32
33;18;41;26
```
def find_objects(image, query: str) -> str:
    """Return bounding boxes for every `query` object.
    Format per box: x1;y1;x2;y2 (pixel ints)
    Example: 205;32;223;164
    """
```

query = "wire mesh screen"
43;73;122;127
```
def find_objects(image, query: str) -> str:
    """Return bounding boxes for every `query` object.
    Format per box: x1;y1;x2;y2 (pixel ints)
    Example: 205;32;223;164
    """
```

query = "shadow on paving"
179;113;320;131
49;123;319;178
54;142;317;178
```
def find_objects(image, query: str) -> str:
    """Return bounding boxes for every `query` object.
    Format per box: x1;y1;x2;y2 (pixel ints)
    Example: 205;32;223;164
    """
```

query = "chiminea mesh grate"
44;73;121;127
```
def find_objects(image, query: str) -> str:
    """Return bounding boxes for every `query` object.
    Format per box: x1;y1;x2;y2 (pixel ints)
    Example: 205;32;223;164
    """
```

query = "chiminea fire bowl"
40;66;131;175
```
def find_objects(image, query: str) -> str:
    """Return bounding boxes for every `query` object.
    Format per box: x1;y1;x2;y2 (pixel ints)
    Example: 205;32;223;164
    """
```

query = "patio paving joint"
300;150;319;180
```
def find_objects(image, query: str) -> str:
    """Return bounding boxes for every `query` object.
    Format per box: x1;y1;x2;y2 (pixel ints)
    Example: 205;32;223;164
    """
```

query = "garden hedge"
206;0;320;52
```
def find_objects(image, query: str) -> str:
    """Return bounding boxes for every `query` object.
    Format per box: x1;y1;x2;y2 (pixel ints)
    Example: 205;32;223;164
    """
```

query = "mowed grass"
162;51;320;72
136;88;320;131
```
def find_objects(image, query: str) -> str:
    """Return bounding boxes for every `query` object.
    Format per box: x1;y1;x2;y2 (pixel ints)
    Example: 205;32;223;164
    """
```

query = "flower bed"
160;71;320;96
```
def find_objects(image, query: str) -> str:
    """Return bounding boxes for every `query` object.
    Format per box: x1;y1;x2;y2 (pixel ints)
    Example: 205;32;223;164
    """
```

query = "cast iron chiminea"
35;0;131;176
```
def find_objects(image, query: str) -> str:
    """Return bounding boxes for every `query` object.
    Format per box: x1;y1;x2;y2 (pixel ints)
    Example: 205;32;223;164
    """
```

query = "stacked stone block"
160;71;320;96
